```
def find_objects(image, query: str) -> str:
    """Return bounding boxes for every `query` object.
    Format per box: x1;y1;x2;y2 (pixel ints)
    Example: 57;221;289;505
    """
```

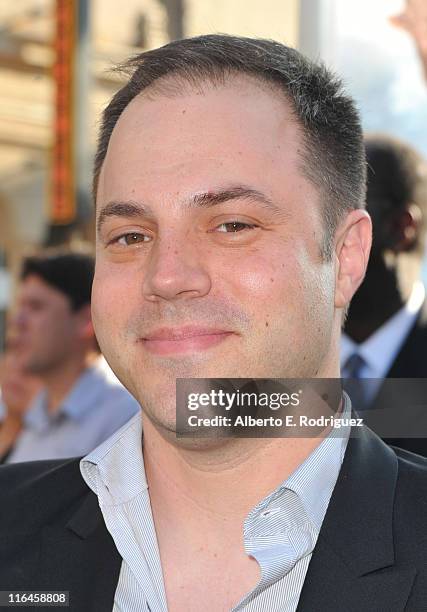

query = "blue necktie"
343;353;370;411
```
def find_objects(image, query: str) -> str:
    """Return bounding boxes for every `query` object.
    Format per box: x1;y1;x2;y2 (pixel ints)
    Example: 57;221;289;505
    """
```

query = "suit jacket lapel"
37;492;122;612
386;298;427;378
297;426;416;612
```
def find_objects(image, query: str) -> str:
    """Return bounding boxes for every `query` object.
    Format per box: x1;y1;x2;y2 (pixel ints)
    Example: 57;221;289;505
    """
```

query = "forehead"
18;276;67;307
97;76;311;208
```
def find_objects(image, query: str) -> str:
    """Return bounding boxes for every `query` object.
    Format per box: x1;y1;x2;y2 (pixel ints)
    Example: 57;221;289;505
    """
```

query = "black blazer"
364;299;427;457
0;426;426;612
387;299;427;379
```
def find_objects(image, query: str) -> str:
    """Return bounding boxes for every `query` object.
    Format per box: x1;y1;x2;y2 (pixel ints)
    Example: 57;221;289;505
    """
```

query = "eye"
215;221;257;233
115;232;151;246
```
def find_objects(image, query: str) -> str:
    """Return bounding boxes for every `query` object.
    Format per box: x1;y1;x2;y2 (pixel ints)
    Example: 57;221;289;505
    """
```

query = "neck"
142;347;342;549
42;351;98;415
142;414;326;543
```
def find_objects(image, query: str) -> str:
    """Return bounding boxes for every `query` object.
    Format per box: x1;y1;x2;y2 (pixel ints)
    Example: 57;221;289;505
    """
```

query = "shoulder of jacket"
0;457;90;531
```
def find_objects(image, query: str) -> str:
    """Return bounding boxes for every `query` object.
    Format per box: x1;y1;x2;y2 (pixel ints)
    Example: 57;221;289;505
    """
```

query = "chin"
146;413;234;451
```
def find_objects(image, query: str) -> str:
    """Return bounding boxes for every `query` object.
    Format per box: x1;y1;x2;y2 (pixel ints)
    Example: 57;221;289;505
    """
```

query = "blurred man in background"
2;249;139;462
342;134;427;455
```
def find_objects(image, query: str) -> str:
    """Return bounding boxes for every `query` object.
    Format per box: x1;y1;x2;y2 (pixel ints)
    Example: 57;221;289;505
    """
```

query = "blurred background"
0;0;425;350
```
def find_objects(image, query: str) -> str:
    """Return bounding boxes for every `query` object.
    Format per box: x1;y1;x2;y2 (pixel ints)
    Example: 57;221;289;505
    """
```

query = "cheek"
220;245;305;310
92;264;136;339
48;315;74;346
222;242;333;329
217;245;285;296
34;313;56;339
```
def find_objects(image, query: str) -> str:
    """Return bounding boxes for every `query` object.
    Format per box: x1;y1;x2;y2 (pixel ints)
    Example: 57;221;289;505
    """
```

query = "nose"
142;234;212;302
11;308;28;331
7;309;29;352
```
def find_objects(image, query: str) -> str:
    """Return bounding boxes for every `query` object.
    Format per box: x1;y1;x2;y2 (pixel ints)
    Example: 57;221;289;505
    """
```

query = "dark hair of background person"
92;34;367;260
21;250;95;312
365;134;427;256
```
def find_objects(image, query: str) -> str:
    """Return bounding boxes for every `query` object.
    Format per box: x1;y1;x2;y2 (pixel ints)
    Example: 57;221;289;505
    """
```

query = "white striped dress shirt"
80;396;351;611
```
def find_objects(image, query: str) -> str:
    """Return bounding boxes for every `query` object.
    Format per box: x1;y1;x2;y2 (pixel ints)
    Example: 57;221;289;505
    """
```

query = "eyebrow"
97;185;286;234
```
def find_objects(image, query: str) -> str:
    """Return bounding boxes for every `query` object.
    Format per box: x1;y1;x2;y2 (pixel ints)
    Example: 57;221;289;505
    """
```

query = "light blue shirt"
341;281;425;401
81;395;351;612
5;358;139;463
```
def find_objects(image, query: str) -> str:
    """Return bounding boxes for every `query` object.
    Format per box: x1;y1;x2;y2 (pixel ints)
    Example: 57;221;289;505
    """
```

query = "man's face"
13;275;80;375
92;77;338;432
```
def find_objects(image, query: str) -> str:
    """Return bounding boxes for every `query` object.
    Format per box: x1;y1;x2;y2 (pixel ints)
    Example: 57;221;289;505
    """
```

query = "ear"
390;203;422;252
74;304;95;341
334;210;372;309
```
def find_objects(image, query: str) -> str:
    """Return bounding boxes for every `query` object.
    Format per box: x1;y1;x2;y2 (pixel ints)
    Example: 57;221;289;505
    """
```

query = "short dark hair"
21;249;95;311
93;34;367;259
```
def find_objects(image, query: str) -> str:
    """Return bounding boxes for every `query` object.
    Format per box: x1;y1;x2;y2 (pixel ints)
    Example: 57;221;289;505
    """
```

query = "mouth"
140;326;235;356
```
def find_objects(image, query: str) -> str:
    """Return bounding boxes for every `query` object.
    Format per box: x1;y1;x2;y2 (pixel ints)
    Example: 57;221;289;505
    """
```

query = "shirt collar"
261;394;351;532
24;390;51;433
24;359;109;432
341;281;425;377
81;411;147;504
81;394;350;530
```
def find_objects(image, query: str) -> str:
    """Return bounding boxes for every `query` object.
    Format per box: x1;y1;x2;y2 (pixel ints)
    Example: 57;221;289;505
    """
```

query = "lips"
140;326;234;355
143;326;231;341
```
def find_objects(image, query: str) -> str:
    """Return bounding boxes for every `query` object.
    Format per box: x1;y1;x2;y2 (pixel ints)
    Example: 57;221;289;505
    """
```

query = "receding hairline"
134;68;297;102
96;70;308;204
